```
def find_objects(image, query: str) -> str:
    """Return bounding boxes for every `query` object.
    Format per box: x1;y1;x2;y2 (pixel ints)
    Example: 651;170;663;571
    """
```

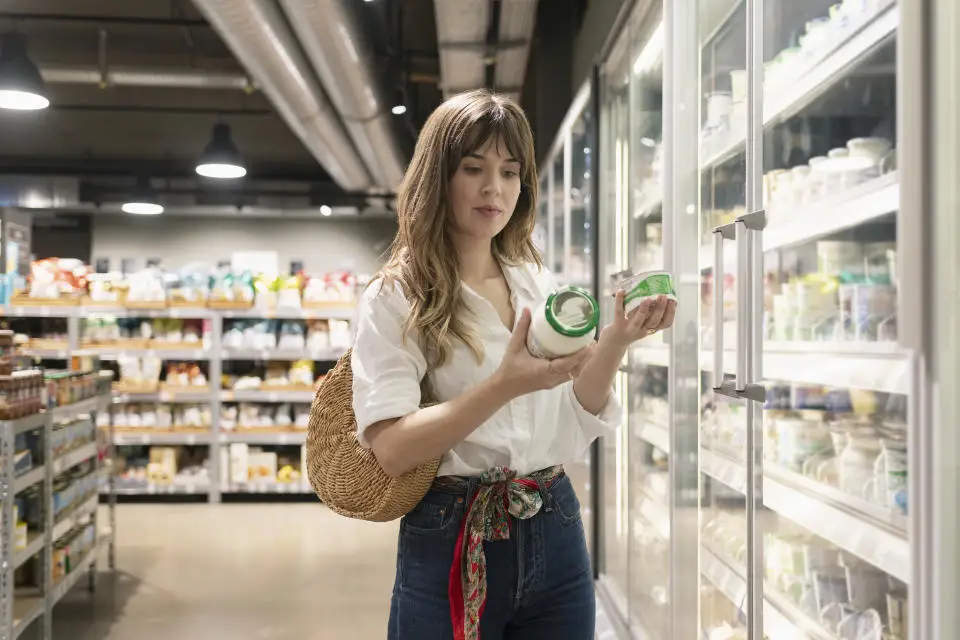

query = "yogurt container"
527;286;599;359
619;270;677;315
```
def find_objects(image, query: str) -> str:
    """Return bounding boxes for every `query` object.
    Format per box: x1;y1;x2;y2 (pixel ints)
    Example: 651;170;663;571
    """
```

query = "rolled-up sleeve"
351;280;427;447
562;382;622;443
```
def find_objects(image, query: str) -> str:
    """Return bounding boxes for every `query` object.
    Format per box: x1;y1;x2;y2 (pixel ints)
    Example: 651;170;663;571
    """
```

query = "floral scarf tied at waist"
434;465;564;640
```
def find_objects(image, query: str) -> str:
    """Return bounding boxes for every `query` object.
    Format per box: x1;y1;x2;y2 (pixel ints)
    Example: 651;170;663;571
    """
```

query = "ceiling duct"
494;1;538;103
191;0;372;191
280;0;406;191
434;0;537;101
434;0;490;98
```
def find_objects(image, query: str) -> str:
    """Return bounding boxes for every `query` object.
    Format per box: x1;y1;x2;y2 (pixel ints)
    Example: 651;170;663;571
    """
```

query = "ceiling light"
196;123;246;179
320;205;333;217
0;32;49;111
632;21;664;76
123;177;164;215
122;202;164;215
391;104;407;115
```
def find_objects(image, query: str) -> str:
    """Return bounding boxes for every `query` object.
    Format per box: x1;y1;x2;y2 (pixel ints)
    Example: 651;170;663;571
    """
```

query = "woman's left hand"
599;291;677;350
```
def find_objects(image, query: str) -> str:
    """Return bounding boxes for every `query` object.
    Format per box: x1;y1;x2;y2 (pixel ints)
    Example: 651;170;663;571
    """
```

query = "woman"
352;89;676;640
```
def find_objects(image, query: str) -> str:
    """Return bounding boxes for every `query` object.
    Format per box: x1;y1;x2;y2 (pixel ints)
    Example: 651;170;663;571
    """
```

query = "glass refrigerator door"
755;1;908;638
696;1;757;637
626;8;670;639
597;27;633;621
570;100;594;289
551;152;566;276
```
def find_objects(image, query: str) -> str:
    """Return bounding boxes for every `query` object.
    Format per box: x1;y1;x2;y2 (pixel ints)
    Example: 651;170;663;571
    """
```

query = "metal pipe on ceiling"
40;66;254;90
433;0;537;101
280;0;407;191
190;0;373;192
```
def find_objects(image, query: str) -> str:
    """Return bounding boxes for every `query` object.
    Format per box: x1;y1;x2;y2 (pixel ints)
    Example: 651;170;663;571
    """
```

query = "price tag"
278;434;289;445
159;391;172;402
186;485;195;495
268;392;279;402
186;435;196;445
139;434;150;445
148;484;157;494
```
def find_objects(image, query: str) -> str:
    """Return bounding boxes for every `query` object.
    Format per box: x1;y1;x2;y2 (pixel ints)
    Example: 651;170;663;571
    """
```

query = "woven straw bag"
305;348;441;522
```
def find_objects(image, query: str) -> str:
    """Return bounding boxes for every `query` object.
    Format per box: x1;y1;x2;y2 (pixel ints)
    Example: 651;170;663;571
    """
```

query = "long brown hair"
377;89;541;367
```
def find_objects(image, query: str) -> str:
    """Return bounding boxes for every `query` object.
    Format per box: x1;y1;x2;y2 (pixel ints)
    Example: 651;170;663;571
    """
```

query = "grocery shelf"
113;390;213;404
702;2;898;170
52;495;99;543
52;442;98;475
13;533;45;570
698;172;900;270
49;396;111;424
14;465;45;493
97;348;212;361
700;448;909;583
223;481;313;494
4;412;49;436
223;390;315;403
12;594;44;639
701;546;836;640
222;347;345;361
219;431;307;445
50;547;97;606
112;481;209;495
113;431;212;446
220;306;354;320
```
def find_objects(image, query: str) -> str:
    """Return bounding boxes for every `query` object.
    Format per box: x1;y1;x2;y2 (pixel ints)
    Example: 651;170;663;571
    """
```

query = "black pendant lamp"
122;177;164;215
0;32;49;111
195;123;246;179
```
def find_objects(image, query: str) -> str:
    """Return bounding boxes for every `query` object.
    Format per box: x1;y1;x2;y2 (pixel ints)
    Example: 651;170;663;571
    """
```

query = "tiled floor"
52;504;616;640
53;504;399;640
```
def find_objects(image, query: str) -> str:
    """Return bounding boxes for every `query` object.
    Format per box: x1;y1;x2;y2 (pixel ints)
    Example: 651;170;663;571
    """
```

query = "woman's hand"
493;308;595;399
599;291;677;351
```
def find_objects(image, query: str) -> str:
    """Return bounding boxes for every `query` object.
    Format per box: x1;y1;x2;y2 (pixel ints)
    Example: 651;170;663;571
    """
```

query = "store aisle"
53;504;398;640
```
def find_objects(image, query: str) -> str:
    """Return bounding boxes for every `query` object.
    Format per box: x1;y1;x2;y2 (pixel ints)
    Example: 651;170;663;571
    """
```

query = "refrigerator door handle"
712;223;736;391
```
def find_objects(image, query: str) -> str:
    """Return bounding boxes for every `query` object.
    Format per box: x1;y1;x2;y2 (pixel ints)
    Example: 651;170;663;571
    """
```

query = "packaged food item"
619;270;677;315
526;286;599;359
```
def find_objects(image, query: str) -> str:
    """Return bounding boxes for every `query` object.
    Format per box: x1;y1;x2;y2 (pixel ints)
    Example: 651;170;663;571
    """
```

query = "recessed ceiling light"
391;104;407;115
320;205;333;216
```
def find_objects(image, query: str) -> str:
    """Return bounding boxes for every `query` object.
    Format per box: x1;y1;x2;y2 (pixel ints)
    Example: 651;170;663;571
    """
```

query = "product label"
525;331;552;359
624;274;676;306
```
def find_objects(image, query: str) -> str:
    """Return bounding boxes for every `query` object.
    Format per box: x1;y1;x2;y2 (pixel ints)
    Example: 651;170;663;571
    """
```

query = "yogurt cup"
526;286;600;359
619;270;677;315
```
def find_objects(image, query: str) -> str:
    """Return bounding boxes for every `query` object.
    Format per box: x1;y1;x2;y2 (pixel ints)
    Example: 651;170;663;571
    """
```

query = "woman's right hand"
493;308;595;398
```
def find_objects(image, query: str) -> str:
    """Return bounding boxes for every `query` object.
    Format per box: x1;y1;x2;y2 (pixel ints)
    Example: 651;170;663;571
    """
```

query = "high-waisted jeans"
388;472;595;639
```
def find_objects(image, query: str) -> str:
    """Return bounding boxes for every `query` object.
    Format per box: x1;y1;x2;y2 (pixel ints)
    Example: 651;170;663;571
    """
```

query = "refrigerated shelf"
702;2;899;170
700;448;909;583
221;347;344;361
223;390;315;403
701;546;837;640
698;171;900;270
636;419;670;454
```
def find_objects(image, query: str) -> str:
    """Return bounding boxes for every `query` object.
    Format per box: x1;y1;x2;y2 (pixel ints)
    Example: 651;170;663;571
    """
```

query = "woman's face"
448;137;523;245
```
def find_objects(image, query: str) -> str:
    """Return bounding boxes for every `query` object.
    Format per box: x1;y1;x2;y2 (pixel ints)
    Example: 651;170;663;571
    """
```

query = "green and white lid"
544;286;600;337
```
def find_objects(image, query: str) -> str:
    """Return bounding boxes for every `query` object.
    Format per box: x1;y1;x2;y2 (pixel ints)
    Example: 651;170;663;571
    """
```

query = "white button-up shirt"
351;261;622;477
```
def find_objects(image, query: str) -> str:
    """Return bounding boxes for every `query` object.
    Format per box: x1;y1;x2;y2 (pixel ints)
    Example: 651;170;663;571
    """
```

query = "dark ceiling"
0;0;446;208
0;0;589;211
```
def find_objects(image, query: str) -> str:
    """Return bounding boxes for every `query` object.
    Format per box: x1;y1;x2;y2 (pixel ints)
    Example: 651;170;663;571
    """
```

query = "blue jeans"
388;472;595;639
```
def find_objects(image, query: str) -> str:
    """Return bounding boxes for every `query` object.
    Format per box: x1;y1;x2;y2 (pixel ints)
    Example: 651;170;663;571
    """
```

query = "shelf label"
278;434;289;445
186;435;196;445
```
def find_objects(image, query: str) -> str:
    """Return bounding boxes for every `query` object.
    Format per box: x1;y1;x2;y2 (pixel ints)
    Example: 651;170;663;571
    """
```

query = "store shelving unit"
2;395;114;640
5;304;348;502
